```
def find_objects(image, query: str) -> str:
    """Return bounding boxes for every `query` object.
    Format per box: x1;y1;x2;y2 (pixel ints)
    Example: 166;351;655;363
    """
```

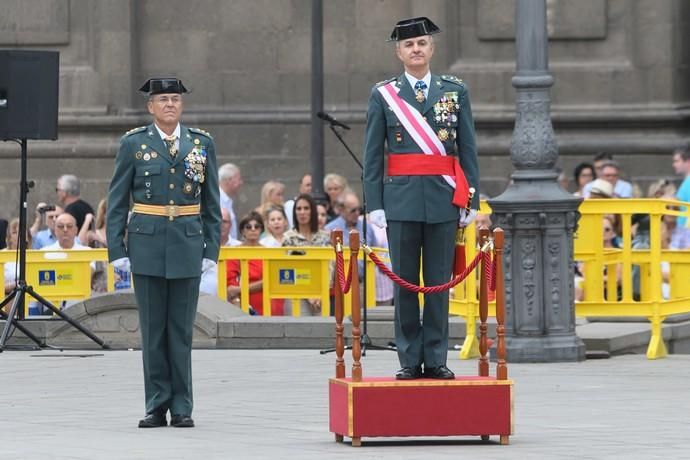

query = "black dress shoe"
395;366;422;380
138;410;167;428
171;414;195;428
424;365;455;379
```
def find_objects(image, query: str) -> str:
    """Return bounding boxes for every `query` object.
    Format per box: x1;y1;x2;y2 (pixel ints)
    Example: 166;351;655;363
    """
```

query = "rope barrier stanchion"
331;230;346;380
493;228;508;382
349;230;362;382
478;228;490;378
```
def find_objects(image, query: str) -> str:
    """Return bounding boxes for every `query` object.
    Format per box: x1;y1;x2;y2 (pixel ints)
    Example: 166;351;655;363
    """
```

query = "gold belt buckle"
165;205;180;218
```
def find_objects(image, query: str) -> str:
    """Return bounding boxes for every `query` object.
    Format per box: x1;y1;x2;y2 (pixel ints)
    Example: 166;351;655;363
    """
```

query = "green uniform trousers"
387;220;456;369
132;274;200;416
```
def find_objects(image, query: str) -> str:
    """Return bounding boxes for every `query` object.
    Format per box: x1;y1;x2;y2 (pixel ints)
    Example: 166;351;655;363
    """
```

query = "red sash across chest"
378;81;470;208
387;154;469;208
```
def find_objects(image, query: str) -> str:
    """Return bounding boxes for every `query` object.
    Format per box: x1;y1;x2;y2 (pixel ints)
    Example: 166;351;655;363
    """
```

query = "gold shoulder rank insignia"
441;75;463;85
189;127;213;139
124;126;146;136
374;77;396;88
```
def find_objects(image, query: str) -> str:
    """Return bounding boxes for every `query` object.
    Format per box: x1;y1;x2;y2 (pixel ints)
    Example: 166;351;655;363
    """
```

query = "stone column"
489;0;585;362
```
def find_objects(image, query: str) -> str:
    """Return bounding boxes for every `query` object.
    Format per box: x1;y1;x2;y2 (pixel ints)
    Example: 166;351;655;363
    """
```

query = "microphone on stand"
317;111;351;130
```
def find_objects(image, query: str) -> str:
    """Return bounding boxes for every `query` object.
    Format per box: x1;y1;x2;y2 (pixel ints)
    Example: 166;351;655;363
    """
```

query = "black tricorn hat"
139;78;188;96
388;17;441;41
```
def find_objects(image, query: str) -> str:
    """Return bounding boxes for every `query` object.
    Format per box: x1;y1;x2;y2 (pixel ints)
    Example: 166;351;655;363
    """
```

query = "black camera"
38;204;56;214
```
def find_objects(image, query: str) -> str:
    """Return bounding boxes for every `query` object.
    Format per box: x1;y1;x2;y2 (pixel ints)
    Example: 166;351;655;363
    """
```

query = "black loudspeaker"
0;50;59;140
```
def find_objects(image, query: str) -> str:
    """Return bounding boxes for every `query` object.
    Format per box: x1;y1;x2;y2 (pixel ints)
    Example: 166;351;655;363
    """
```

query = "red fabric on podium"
329;377;512;439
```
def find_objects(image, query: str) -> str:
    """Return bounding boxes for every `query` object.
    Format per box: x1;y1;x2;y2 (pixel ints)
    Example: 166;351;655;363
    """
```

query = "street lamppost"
489;0;585;362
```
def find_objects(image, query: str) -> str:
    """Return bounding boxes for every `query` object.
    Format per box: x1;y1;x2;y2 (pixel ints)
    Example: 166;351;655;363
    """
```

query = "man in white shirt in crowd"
41;212;92;310
218;163;243;241
583;158;633;198
42;213;90;251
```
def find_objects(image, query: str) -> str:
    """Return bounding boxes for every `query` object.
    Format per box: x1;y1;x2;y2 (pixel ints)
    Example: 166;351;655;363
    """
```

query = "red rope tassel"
453;227;467;277
335;249;354;294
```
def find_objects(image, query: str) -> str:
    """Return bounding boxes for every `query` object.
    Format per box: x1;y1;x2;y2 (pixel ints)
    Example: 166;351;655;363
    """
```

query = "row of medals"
435;94;460;142
134;139;205;196
185;142;207;197
414;90;460;143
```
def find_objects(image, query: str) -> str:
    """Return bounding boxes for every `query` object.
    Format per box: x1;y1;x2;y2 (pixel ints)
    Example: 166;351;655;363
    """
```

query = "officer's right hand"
369;209;387;229
112;257;130;270
458;209;478;227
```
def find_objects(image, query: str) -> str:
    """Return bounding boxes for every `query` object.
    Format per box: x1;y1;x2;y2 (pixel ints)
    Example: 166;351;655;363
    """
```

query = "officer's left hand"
202;258;216;272
458;209;478;227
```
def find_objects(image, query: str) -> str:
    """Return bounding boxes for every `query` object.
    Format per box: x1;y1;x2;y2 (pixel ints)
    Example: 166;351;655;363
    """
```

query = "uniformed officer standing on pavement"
363;18;480;380
106;78;221;427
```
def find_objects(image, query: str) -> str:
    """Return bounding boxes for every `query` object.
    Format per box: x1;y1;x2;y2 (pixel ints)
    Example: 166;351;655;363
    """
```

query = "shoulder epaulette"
123;126;146;137
374;77;396;88
189;127;213;139
441;75;464;85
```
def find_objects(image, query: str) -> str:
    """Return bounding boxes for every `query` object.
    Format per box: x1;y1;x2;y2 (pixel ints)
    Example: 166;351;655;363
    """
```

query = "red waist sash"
387;154;470;208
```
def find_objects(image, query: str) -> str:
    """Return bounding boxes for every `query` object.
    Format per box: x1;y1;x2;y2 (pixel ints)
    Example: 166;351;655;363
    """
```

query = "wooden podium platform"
327;228;511;447
329;376;513;445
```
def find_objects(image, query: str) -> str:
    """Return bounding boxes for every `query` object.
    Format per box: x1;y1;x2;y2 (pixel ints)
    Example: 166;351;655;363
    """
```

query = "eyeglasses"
153;96;182;105
56;224;75;230
243;223;262;231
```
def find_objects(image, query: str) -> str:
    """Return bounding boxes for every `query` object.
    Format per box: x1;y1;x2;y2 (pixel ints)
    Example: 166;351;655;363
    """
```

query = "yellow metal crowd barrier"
453;198;690;360
0;248;120;315
576;198;690;359
0;245;379;318
216;245;377;317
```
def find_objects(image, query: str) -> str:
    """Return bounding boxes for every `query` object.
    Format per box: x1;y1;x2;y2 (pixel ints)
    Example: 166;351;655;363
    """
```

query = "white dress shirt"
154;123;181;150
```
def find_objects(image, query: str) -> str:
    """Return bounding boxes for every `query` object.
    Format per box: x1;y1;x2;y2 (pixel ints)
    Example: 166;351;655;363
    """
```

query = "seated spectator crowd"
4;147;689;316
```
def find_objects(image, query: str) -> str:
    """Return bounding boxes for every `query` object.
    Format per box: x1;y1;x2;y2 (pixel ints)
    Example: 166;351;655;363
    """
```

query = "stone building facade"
0;0;688;220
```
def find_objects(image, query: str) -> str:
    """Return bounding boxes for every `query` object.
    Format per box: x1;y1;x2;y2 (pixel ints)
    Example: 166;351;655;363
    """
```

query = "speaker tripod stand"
0;138;108;352
318;120;396;356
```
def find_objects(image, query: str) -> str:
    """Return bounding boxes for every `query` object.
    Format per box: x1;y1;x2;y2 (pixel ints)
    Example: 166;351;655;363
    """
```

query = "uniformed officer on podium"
106;78;221;427
363;18;480;380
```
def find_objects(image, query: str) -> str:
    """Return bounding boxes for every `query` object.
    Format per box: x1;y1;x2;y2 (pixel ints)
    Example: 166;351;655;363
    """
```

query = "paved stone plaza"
0;349;688;460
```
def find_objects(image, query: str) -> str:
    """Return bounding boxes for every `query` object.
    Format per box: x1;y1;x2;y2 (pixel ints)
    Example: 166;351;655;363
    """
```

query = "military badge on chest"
135;144;156;200
183;139;207;196
433;91;460;142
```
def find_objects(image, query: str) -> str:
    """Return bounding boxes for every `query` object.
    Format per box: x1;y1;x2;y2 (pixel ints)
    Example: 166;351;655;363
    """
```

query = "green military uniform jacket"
363;73;479;220
107;123;221;278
